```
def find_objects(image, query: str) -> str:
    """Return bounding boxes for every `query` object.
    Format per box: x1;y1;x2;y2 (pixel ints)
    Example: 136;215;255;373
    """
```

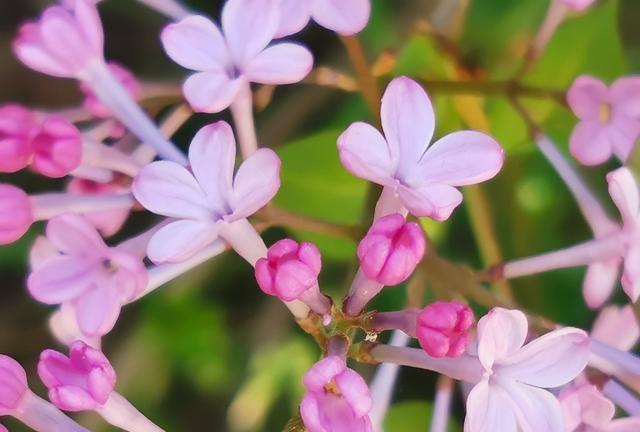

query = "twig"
257;206;363;241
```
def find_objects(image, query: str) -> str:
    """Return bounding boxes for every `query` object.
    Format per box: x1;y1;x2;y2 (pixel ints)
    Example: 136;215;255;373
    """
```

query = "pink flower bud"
416;302;474;358
0;355;29;415
0;184;34;245
38;341;116;412
255;239;321;301
0;104;37;173
79;62;140;119
29;117;82;178
357;213;426;285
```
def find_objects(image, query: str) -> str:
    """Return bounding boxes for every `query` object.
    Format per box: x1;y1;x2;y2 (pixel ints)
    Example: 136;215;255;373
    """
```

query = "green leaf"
384;400;461;431
618;0;640;71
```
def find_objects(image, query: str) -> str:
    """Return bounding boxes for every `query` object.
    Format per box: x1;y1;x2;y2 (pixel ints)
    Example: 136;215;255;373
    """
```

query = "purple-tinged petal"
182;71;243;114
303;355;345;392
335;369;372;417
222;0;279;67
244;43;313;85
498;327;590;388
622;243;640;303
607;167;639;228
567;75;608;121
381;77;435;172
230;148;281;220
498;380;564;432
477;308;528;371
464;380;517;432
13;22;70;78
133;160;209;220
29;236;59;270
300;392;327;432
146;219;218;264
73;285;121;337
161;15;230;71
49;386;98;412
609;115;640;163
397;183;462;221
569;121;614;166
37;350;78;389
274;0;312;38
611;76;640;118
559;385;615;430
108;250;148;300
28;256;97;304
582;259;620;310
311;0;371;36
45;214;106;256
30;116;83;178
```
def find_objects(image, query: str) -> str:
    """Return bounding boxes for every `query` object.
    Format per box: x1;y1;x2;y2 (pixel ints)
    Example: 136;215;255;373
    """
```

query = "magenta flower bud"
0;104;37;173
80;62;140;119
357;213;426;286
29;116;82;178
0;184;34;245
0;355;29;415
416;302;474;358
38;341;116;412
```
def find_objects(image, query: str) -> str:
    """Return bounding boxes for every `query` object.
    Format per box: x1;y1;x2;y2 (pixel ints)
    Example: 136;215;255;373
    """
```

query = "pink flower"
0;184;34;245
300;356;373;432
29;116;83;178
160;0;313;113
13;0;104;79
0;356;28;416
79;62;140;119
416;302;473;358
338;77;504;221
591;305;639;352
66;178;131;237
27;214;147;337
133;121;280;263
567;76;640;165
357;213;426;285
0;104;37;173
560;0;597;12
275;0;371;37
38;341;116;412
560;384;640;432
465;308;590;432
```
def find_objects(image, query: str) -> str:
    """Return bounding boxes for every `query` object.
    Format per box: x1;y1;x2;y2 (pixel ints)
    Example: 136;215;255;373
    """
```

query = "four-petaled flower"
275;0;371;37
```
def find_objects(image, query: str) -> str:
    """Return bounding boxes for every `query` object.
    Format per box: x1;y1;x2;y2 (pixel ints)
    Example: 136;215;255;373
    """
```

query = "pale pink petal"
49;386;98;412
607;167;639;228
188;121;236;215
230;148;281;219
39;7;95;73
74;0;104;55
45;214;106;255
609;115;640;163
146;220;218;264
567;76;609;121
592;305;639;351
608;418;640;432
132;160;209;220
477;308;528;370
28;256;97;304
108;249;148;300
244;43;313;85
583;259;621;309
569;121;614;166
300;393;327;432
499;380;564;432
381;77;434;171
303;356;345;391
337;122;397;186
397;183;463;221
13;22;70;77
73;285;121;336
464;380;517;432
311;0;371;35
335;369;372;417
161;16;230;71
274;0;311;37
560;385;615;429
411;131;504;187
182;71;243;113
611;76;640;118
498;327;590;388
222;0;279;66
622;243;640;303
29;236;59;270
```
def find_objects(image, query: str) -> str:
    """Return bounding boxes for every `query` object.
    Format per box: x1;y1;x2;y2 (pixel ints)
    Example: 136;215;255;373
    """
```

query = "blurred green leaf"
618;0;640;71
384;400;461;431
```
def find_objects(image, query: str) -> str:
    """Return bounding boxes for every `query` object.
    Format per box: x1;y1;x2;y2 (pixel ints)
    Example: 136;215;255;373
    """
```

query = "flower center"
598;103;612;123
324;381;341;396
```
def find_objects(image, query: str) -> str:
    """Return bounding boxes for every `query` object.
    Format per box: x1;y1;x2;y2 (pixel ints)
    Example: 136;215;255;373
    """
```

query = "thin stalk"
230;82;259;160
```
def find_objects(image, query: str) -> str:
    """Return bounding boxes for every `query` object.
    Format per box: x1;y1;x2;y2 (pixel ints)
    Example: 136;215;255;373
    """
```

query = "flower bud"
416;302;474;358
0;104;37;173
0;355;29;415
0;184;34;245
357;213;426;285
38;341;116;412
30;117;82;178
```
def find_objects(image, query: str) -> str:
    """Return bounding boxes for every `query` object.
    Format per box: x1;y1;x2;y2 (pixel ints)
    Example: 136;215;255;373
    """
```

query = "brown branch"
257;206;363;241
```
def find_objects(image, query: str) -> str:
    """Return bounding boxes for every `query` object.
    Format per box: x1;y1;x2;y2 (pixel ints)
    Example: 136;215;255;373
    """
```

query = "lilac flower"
338;77;504;221
465;308;590;432
0;356;28;417
160;0;313;114
27;214;147;337
567;75;640;166
133;121;280;264
416;302;474;359
275;0;371;38
300;356;373;432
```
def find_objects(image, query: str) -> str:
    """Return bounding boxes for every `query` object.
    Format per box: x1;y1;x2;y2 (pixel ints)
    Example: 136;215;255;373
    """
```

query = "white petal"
499;380;564;432
231;148;281;219
147;220;218;264
582;259;620;309
477;308;528;371
311;0;371;36
244;43;313;85
397;183;463;221
592;305;640;351
222;0;279;66
607;167;639;229
464;380;517;432
183;72;243;114
274;0;311;37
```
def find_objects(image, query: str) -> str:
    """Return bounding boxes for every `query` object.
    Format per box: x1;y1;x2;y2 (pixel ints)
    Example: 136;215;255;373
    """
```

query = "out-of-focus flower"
560;384;640;431
416;302;473;358
275;0;371;37
465;308;590;432
338;76;504;221
0;184;33;245
0;356;28;416
0;104;37;173
160;0;313;113
79;62;140;119
567;75;640;166
66;179;131;237
559;0;597;12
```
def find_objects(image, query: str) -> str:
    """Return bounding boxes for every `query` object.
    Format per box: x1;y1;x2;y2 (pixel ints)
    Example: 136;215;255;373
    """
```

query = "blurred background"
1;0;639;430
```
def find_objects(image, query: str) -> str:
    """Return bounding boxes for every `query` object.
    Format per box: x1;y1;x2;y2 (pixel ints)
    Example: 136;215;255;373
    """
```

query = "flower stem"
603;379;640;416
369;309;419;336
14;391;89;432
342;269;384;317
591;340;640;376
96;392;164;432
230;82;259;160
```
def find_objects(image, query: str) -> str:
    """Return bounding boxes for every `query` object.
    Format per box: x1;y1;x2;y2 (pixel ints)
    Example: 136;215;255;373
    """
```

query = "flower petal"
73;284;121;337
230;148;281;219
274;0;311;38
188;121;236;216
381;77;435;173
397;183;463;221
73;0;103;56
303;356;345;392
582;259;620;309
567;75;608;121
611;76;640;118
498;327;590;388
300;392;327;432
412;131;504;187
29;236;59;270
45;214;106;255
608;418;640;432
182;71;243;114
337;122;397;185
569;121;614;166
499;380;564;432
161;15;230;71
464;380;517;432
335;369;372;417
477;308;528;371
609;114;640;163
132;160;209;220
28;256;97;304
222;0;279;66
146;220;218;264
311;0;371;35
592;305;639;351
13;22;71;78
244;43;313;85
622;243;640;303
607;167;639;228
